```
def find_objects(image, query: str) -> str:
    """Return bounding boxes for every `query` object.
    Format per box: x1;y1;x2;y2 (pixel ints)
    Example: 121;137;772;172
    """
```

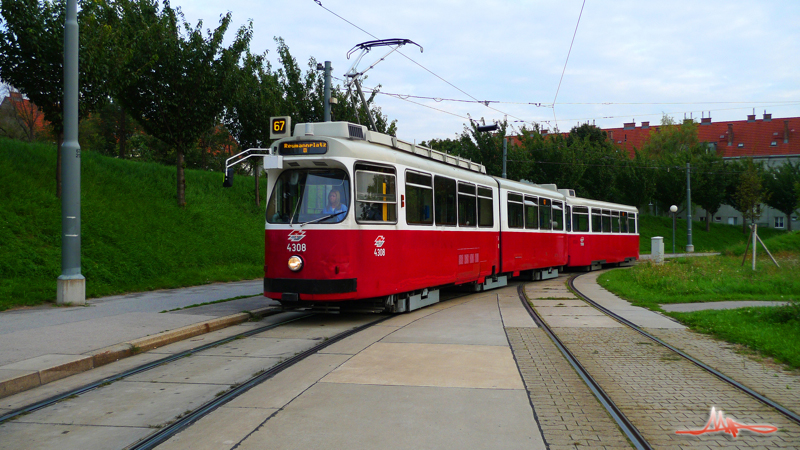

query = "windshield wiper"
299;210;346;227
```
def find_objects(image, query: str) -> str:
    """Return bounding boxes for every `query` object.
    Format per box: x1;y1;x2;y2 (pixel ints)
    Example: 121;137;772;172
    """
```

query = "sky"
179;0;800;141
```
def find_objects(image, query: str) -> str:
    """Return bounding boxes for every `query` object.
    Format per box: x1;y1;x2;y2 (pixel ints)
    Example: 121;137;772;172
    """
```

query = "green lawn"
668;305;800;369
0;138;266;310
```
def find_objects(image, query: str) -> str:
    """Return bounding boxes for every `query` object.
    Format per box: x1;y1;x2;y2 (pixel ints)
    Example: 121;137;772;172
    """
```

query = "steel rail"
516;284;653;450
569;273;800;427
0;309;305;424
130;313;394;450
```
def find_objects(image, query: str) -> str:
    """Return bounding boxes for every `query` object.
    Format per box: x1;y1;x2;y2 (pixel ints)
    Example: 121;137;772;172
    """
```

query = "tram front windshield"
266;169;350;224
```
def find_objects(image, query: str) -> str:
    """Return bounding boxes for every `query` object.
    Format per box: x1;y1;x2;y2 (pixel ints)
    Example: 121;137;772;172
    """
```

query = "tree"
762;161;800;231
0;0;109;196
614;148;656;210
692;151;729;231
101;0;252;207
733;158;769;233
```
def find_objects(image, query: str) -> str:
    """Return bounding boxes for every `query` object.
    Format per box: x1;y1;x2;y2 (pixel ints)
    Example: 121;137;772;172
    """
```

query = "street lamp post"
670;205;678;255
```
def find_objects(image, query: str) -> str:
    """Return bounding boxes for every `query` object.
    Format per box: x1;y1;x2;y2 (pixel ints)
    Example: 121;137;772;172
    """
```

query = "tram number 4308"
374;248;386;257
287;243;306;252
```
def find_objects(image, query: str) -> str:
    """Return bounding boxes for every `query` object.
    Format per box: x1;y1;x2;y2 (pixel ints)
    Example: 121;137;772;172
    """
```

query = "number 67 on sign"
270;116;291;140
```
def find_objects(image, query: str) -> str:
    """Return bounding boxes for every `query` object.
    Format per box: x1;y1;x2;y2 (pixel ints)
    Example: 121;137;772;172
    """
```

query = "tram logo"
374;235;386;248
288;230;307;242
676;407;777;438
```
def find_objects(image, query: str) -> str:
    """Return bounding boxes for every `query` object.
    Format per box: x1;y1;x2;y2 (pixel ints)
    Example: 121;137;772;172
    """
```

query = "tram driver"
323;188;348;215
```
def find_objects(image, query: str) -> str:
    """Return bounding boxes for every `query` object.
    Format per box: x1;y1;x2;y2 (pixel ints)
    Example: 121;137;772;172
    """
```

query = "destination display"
279;140;328;155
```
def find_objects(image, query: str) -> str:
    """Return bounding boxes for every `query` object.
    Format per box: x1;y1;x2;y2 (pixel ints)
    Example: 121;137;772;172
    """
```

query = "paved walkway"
661;300;792;312
639;252;720;260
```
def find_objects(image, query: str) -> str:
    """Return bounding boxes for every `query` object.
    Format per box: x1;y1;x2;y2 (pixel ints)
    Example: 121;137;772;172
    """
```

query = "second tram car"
254;120;638;313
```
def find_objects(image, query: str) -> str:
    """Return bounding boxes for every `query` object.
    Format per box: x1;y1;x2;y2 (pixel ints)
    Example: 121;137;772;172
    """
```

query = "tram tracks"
0;310;392;450
517;273;800;449
0;311;308;425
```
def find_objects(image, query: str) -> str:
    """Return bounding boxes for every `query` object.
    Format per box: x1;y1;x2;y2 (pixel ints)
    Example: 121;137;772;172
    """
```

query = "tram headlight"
287;255;304;272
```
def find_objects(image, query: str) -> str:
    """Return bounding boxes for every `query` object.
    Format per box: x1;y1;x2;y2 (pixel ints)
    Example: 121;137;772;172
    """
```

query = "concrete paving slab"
661;300;792;312
382;295;507;346
235;383;544;450
498;297;537;328
318;324;400;355
227;353;350;409
0;352;166;411
144;321;277;355
381;306;441;327
381;319;508;346
158;406;277;450
613;310;686;329
322;342;523;389
0;422;151;450
545;315;624;328
14;380;219;428
197;337;319;359
253;314;375;340
531;299;587;307
125;354;281;385
536;306;606;316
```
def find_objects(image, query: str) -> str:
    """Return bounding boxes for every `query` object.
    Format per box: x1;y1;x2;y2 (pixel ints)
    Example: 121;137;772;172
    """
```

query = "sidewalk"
0;280;278;398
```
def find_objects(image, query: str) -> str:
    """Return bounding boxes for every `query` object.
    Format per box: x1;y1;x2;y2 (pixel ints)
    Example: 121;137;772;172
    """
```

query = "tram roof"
291;122;486;174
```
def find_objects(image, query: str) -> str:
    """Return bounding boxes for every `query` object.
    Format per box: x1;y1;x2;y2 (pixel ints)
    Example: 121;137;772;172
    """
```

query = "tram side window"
552;201;564;231
539;198;552;230
524;196;538;229
602;209;611;233
355;165;397;223
434;176;457;226
478;186;494;227
621;212;629;233
612;211;621;233
591;208;602;232
507;192;524;229
573;206;590;232
630;213;637;233
566;205;572;232
458;183;477;227
406;171;433;225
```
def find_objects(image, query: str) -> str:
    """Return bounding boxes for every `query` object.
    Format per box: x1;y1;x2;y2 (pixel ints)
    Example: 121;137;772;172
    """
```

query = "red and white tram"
249;120;638;313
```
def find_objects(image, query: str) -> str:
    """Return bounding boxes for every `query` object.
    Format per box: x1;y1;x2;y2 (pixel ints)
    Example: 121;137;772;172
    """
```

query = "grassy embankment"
0;138;265;311
599;231;800;368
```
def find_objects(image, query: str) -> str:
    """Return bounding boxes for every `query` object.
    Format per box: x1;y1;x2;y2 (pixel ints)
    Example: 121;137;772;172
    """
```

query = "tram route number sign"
270;116;291;140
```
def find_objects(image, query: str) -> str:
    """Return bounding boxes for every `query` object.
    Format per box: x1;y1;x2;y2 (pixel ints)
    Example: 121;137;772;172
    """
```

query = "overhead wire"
311;0;525;124
552;0;587;128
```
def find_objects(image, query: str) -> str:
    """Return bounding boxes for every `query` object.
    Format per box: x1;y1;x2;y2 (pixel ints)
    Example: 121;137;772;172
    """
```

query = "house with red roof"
603;112;798;230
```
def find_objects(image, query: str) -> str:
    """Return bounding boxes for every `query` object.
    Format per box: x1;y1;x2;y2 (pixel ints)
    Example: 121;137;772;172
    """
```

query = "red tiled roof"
603;115;799;158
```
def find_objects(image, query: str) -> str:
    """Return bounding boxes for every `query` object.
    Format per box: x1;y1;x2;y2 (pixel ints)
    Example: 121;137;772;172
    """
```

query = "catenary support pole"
323;61;332;122
502;138;507;179
686;162;694;252
752;224;757;271
57;0;85;305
